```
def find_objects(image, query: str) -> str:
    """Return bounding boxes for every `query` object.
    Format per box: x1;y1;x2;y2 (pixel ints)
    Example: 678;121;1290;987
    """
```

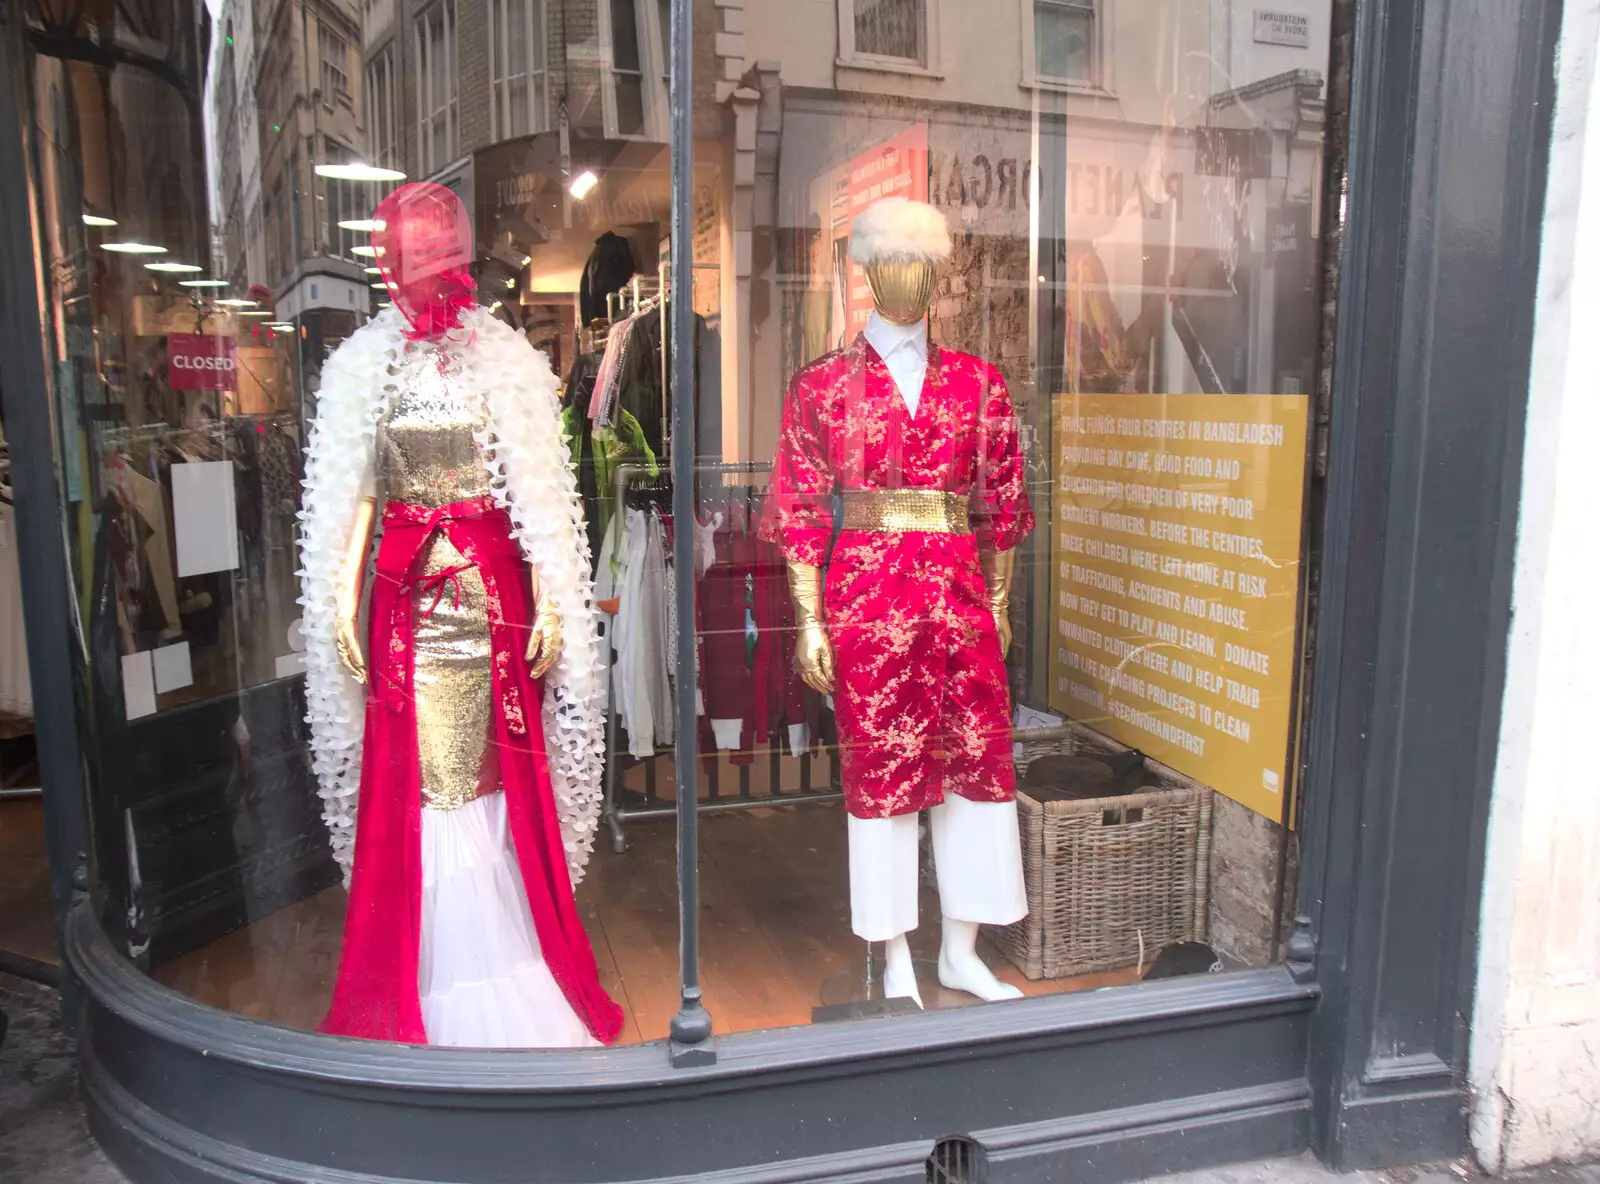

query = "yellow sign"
1046;392;1311;821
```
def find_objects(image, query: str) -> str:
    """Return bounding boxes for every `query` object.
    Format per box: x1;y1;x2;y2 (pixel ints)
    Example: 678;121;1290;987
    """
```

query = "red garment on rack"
749;525;806;745
699;510;753;745
319;496;624;1045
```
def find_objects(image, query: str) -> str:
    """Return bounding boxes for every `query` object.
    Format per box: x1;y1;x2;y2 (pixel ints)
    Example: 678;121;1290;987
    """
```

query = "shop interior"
137;132;1260;1044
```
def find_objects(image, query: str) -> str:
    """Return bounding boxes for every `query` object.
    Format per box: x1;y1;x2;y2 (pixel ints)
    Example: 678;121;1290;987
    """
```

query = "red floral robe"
760;334;1034;819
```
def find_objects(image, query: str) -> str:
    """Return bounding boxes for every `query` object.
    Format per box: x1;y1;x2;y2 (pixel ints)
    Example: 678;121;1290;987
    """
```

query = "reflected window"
320;23;353;105
609;0;646;136
366;47;399;170
490;0;548;140
323;138;361;260
602;0;668;140
853;0;925;64
415;0;459;174
1034;0;1096;84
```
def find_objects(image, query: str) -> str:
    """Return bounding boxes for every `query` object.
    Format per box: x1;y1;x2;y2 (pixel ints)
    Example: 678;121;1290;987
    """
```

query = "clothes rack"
599;460;842;854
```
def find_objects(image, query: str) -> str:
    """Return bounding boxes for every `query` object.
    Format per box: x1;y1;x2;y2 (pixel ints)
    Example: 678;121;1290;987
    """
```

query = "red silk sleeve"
759;369;834;566
972;365;1034;552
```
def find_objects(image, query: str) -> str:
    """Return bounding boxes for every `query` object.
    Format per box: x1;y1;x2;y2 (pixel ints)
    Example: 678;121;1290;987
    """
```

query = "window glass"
673;0;1330;1034
14;0;1334;1050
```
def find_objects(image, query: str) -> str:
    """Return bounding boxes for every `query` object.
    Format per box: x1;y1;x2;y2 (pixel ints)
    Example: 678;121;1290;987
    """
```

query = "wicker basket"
986;724;1213;980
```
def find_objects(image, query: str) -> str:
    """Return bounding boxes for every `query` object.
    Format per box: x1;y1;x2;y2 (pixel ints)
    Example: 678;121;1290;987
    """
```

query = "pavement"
1143;1156;1600;1183
3;970;1598;1184
0;972;122;1184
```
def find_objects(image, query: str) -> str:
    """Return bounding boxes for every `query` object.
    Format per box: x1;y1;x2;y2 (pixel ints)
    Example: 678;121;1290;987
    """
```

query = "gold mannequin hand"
787;560;835;694
335;497;378;684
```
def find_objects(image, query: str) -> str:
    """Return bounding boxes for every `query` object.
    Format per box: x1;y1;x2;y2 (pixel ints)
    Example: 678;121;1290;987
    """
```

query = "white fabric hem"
419;792;598;1049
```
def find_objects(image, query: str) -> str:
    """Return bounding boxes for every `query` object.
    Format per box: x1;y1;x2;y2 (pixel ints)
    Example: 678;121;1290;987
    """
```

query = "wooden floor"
0;798;56;968
155;797;1141;1043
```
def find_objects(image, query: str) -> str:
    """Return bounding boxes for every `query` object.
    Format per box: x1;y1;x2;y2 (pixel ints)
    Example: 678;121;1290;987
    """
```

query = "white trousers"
847;795;1028;942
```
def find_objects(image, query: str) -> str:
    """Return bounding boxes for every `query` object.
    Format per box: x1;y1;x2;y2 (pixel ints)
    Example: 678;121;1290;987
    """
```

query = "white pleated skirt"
418;792;599;1049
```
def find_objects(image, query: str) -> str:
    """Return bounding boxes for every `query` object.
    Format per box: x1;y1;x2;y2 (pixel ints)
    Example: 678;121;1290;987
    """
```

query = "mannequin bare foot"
937;917;1023;1001
883;933;923;1008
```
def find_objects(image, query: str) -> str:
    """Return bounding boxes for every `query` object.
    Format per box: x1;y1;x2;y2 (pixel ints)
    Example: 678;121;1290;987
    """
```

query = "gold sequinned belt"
840;489;972;534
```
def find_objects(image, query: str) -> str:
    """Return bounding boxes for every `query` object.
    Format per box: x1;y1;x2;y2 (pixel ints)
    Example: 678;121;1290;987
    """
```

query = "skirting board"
83;1049;1311;1184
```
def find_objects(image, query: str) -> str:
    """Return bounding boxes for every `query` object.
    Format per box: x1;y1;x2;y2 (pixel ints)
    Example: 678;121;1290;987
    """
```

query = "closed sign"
169;333;237;390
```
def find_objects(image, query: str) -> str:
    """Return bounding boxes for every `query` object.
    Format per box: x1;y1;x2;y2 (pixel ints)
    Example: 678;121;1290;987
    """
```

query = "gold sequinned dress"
362;356;599;1048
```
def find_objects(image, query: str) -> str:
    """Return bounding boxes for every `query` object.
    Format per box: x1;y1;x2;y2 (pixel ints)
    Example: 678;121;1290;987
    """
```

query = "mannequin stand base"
815;956;1009;1021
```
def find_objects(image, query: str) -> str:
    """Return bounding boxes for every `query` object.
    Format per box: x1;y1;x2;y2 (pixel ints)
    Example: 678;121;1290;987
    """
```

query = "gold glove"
981;547;1017;657
786;560;835;694
525;574;563;680
335;497;378;684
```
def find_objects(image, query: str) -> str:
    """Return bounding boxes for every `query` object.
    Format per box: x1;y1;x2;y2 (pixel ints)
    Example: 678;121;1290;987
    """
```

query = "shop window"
320;22;353;105
415;0;459;175
489;0;548;140
24;0;1335;1060
1032;0;1097;85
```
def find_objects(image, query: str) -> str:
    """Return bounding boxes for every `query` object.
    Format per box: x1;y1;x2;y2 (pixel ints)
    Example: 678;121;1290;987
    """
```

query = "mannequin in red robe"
762;196;1033;1007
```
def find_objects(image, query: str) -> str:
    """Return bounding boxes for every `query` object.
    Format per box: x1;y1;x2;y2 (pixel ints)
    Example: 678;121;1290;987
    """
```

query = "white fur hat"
848;197;951;266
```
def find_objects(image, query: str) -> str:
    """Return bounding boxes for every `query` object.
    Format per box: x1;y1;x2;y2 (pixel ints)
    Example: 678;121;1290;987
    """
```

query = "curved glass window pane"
670;0;1332;1037
13;0;1333;1052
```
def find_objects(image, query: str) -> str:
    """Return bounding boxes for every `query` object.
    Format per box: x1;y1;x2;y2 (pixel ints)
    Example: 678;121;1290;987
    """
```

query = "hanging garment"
579;232;638;325
587;310;638;423
699;510;752;751
614;507;674;758
118;465;182;635
748;519;807;749
761;333;1034;820
591;411;658;546
644;511;675;747
611;304;709;457
562;352;605;563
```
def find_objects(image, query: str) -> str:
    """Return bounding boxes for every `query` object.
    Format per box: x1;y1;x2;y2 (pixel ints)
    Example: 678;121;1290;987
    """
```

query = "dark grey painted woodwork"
1295;0;1560;1169
69;905;1315;1184
0;17;91;1026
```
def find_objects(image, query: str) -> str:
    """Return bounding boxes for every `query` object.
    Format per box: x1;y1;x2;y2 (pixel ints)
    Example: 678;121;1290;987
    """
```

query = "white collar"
863;310;927;362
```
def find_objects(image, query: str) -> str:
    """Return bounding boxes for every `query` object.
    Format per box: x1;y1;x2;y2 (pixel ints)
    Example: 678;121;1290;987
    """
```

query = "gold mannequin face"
864;259;937;325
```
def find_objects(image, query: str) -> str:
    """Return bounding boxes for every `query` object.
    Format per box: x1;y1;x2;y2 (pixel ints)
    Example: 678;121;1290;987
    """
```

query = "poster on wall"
1046;392;1311;820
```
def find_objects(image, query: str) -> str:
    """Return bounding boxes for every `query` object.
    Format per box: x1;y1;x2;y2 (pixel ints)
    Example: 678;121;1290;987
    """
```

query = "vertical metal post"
666;0;713;1066
0;28;90;1020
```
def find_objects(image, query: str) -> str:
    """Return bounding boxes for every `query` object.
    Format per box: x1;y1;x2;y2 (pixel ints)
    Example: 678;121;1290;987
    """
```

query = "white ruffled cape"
297;307;605;885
